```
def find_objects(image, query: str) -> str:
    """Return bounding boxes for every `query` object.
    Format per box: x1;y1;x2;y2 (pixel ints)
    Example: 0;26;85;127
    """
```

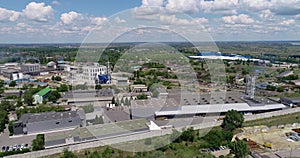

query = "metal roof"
36;87;51;96
19;111;79;124
155;103;287;116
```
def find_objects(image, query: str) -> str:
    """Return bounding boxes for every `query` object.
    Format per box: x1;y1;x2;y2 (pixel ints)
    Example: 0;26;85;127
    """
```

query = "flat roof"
155;103;287;116
19;111;79;124
63;89;114;99
45;119;149;144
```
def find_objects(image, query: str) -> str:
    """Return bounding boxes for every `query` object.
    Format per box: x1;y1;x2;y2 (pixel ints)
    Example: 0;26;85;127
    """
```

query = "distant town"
0;41;300;158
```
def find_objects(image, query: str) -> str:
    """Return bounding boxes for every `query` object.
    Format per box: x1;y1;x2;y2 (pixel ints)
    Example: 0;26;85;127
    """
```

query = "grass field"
243;112;300;127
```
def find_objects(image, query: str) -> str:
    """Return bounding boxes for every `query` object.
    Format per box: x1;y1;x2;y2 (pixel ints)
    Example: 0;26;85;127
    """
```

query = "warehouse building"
128;92;287;120
13;111;82;135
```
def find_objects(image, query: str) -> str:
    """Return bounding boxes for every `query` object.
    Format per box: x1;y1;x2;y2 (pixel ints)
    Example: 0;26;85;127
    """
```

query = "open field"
244;112;300;127
239;125;300;151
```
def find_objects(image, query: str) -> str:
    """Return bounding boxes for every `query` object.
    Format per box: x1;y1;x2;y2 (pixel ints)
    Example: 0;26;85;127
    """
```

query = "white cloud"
241;0;300;16
199;0;238;15
259;9;274;19
0;8;20;22
166;0;199;13
194;17;208;24
60;11;83;25
52;0;61;5
142;0;164;7
280;19;296;26
159;14;191;25
22;2;54;22
222;14;255;24
91;17;108;25
241;0;271;11
114;17;126;23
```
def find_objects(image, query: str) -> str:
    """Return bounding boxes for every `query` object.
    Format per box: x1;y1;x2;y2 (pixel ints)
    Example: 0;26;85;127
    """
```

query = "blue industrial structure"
98;74;111;84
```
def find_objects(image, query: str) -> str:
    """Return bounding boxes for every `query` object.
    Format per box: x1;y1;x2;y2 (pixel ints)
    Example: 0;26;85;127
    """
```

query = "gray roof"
155;103;287;116
63;89;114;99
19;111;79;124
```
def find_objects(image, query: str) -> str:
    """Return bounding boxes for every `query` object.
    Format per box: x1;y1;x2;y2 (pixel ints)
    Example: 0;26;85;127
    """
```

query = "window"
68;120;72;123
56;122;60;124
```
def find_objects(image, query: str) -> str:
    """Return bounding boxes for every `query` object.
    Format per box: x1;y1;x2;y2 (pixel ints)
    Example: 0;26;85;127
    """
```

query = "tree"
47;91;61;102
175;127;197;143
102;147;114;158
95;84;102;90
88;151;100;158
9;81;16;87
60;149;77;158
23;90;34;106
0;110;8;133
94;115;104;124
266;85;276;91
203;128;233;148
16;98;23;107
229;140;250;158
57;84;68;92
137;94;148;100
0;80;4;88
32;134;45;151
0;100;14;112
222;109;244;131
277;86;284;92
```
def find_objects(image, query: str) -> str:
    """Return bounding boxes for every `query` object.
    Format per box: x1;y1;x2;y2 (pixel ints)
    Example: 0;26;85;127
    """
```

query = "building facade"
21;63;40;75
81;63;107;85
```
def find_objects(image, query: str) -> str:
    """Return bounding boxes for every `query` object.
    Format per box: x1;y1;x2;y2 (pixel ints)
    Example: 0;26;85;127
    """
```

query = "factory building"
80;63;107;85
21;63;40;75
13;111;82;135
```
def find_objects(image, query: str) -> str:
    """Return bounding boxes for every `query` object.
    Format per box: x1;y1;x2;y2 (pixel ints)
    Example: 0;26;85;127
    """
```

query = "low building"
130;84;148;93
62;89;114;105
13;111;82;135
276;70;293;78
280;97;300;107
33;87;51;104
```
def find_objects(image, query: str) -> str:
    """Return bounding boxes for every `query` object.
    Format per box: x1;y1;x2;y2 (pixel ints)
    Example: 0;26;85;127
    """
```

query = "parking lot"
0;127;34;153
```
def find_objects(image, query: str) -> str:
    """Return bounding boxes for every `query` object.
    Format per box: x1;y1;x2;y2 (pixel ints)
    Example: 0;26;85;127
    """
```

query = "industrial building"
13;111;82;135
33;87;51;104
128;92;287;120
62;89;114;105
130;84;148;93
21;63;40;75
188;52;260;61
80;63;107;85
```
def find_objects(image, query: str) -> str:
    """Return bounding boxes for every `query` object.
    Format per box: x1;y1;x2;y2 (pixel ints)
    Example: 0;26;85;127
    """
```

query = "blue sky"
0;0;299;43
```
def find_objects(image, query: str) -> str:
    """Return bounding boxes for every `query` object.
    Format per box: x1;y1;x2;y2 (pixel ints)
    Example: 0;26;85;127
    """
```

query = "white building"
81;63;107;85
21;63;40;75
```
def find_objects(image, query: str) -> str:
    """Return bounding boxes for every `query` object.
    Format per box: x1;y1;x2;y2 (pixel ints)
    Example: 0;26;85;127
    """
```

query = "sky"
0;0;299;43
